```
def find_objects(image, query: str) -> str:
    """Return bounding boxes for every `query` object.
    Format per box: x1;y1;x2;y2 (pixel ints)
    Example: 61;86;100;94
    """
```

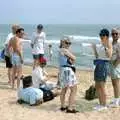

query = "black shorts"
5;56;12;68
33;54;44;60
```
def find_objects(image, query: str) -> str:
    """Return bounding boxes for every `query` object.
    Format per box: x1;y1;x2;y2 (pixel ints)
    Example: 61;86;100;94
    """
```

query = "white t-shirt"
4;33;14;45
31;32;46;55
96;44;110;60
4;33;14;56
32;66;47;88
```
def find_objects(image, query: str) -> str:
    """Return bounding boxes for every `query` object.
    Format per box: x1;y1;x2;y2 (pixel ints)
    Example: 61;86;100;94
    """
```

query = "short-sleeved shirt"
96;44;110;60
111;42;120;61
18;87;43;105
32;66;47;88
4;33;14;56
31;32;46;55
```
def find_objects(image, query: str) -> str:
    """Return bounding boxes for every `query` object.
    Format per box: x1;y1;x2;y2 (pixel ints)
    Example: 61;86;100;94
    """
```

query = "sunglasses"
111;33;118;36
65;42;71;45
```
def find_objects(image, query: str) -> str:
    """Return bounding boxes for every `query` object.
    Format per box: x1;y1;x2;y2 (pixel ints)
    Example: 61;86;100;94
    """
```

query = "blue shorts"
33;54;44;59
94;60;110;82
12;53;22;67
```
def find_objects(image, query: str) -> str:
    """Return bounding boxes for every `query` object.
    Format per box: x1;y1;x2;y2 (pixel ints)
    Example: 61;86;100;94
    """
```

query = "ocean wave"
66;35;99;40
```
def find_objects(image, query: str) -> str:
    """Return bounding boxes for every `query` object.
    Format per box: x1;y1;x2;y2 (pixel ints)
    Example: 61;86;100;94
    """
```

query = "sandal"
60;106;68;111
66;109;79;113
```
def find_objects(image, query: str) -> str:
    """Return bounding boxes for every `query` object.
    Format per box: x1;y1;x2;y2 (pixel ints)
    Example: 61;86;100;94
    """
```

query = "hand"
21;59;24;64
31;43;34;48
92;43;96;49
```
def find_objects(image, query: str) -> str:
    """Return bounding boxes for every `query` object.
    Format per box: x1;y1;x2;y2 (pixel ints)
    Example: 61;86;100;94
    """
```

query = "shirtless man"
9;28;24;89
4;24;20;84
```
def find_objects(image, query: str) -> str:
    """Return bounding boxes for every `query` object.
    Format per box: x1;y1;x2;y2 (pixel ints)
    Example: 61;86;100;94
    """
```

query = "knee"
112;80;117;87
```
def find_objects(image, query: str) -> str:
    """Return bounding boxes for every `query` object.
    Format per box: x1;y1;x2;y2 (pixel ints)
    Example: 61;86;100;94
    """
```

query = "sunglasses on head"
111;33;118;36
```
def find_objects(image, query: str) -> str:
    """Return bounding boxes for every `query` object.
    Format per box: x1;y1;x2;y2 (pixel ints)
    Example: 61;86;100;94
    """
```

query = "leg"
12;66;17;89
68;85;77;110
60;87;68;108
8;68;13;84
112;79;120;98
95;81;106;106
16;66;22;89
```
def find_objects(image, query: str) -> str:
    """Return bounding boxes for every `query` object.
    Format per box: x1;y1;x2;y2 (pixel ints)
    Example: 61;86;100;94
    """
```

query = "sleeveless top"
59;48;70;67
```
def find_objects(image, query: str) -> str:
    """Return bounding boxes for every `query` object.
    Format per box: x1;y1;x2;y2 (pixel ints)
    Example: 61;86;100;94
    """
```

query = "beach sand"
0;63;120;120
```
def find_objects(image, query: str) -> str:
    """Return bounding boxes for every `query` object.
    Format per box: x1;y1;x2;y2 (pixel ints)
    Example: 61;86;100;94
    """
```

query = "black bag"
40;87;54;102
85;85;98;100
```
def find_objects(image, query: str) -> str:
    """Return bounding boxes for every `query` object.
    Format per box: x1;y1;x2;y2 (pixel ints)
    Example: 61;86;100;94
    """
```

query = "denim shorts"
12;53;22;67
94;60;110;82
33;54;44;59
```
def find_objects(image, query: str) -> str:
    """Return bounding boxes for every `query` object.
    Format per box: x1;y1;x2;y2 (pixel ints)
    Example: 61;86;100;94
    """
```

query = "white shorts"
59;67;77;88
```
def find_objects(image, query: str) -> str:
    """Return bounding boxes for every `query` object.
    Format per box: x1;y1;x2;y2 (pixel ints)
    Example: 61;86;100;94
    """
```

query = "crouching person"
32;57;58;94
17;76;43;106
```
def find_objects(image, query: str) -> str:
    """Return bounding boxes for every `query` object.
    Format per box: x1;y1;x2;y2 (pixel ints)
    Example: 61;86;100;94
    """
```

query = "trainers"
109;98;120;108
93;105;108;111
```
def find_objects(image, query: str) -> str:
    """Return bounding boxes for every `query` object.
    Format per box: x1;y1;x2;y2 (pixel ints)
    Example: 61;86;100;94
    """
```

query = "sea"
0;24;119;70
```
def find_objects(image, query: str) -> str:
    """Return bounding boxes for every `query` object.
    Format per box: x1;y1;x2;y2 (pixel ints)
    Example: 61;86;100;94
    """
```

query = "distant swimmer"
48;44;53;61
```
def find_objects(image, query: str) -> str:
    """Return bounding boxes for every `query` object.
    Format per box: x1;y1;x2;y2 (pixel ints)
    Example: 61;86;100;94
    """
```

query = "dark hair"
22;76;32;88
99;28;109;37
37;24;43;30
16;28;24;34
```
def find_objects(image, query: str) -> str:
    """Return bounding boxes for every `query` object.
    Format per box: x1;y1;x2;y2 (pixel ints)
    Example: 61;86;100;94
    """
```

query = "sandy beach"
0;63;120;120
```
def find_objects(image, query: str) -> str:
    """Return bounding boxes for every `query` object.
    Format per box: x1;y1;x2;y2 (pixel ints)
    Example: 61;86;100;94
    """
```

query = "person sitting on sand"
32;57;57;91
92;29;112;111
59;37;78;113
17;76;43;106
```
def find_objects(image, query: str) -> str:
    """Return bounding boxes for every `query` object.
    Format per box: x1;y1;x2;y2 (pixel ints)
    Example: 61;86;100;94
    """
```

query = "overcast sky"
0;0;120;24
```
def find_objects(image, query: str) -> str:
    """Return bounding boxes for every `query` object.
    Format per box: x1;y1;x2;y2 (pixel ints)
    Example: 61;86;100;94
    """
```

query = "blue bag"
0;49;5;59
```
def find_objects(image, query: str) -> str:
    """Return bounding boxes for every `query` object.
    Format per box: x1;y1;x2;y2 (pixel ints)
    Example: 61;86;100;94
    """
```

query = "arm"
16;38;23;63
43;32;46;48
63;48;76;61
105;42;112;58
92;43;98;58
114;44;120;67
31;33;35;48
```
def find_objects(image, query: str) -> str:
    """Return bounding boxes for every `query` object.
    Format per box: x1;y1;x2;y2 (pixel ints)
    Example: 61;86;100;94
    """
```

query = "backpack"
85;85;98;100
40;87;54;102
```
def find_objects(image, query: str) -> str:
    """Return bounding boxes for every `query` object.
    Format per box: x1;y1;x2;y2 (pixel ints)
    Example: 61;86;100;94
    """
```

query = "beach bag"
40;87;54;102
0;48;5;59
85;85;98;100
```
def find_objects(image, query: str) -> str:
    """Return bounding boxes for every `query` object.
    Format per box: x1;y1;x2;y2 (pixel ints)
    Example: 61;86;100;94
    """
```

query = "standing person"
48;44;53;61
31;24;46;69
92;29;112;111
4;24;20;84
109;28;120;107
59;37;78;113
9;28;24;89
